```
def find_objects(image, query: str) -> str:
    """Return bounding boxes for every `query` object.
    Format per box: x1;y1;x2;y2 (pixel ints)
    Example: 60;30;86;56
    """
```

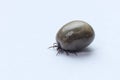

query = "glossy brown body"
56;20;95;51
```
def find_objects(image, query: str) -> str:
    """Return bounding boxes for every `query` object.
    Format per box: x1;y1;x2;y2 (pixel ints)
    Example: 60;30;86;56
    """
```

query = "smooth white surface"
0;0;120;80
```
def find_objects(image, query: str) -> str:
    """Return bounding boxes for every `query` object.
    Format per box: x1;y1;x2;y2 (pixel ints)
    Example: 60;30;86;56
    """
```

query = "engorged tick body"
52;20;95;54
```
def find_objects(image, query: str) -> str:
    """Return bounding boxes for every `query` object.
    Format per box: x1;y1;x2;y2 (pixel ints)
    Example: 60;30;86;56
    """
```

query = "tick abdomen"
56;20;95;51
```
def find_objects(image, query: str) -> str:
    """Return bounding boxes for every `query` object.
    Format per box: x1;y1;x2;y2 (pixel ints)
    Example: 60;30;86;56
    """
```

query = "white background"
0;0;120;80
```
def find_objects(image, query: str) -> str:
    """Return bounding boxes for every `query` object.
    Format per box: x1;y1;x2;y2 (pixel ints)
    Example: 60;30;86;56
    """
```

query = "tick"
50;20;95;55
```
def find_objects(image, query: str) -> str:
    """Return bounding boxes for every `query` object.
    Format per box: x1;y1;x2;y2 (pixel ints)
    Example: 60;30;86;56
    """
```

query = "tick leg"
48;46;57;48
66;52;69;55
74;52;78;56
48;43;58;49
